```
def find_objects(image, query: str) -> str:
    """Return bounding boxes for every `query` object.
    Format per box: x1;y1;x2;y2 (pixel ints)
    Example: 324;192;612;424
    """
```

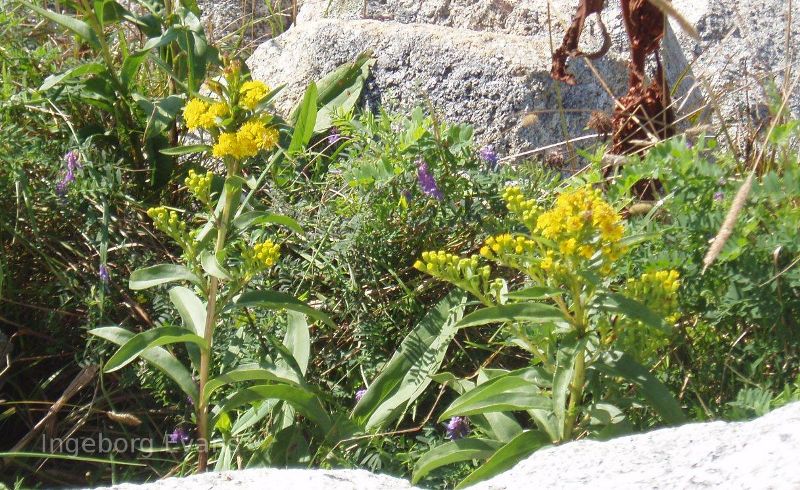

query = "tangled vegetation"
0;1;799;489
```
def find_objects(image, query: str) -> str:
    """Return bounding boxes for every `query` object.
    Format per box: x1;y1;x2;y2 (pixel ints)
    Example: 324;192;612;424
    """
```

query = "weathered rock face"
96;403;800;489
246;0;798;155
198;0;294;45
248;11;637;154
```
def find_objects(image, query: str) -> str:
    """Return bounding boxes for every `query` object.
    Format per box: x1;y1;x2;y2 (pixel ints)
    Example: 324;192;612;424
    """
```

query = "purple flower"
99;264;110;283
714;191;725;201
56;150;81;196
328;127;341;145
355;389;367;402
167;428;191;445
479;146;499;170
417;159;444;200
445;416;470;440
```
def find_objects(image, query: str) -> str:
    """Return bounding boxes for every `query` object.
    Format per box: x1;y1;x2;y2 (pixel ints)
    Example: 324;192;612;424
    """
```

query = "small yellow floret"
239;80;269;110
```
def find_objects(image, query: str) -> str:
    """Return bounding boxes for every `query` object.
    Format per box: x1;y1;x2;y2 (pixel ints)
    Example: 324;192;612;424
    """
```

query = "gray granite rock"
247;17;636;154
255;0;798;155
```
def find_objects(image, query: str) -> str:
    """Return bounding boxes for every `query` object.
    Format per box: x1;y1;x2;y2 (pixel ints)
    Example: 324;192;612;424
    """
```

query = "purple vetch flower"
479;145;499;170
99;264;110;283
445;416;470;440
56;150;82;196
714;191;725;201
355;389;367;402
328;127;342;145
416;159;444;200
167;427;191;445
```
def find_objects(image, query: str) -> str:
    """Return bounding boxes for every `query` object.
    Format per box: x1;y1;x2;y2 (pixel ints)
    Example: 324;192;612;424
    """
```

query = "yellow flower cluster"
183;98;227;130
185;169;213;204
239;80;269;110
212;121;279;160
480;233;538;272
147;206;191;248
244;240;281;270
627;270;681;319
503;187;539;231
535;187;626;270
414;251;501;300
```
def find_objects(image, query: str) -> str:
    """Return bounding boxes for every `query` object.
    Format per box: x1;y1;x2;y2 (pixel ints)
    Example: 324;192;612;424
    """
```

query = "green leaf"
313;51;375;132
412;438;503;484
129;264;203;290
600;293;670;332
20;1;100;49
283;312;310;376
40;63;107;91
200;251;232;281
0;451;144;466
133;94;184;141
232;211;304;235
121;50;149;88
475;370;524;442
455;303;565;329
212;384;331;432
159;144;211;156
552;337;586;439
103;327;207;373
168;286;206;336
507;286;563;301
439;368;551;420
352;292;467;430
594;351;686;425
288;82;317;154
89;326;198;400
230;290;334;328
455;430;551;489
203;363;297;402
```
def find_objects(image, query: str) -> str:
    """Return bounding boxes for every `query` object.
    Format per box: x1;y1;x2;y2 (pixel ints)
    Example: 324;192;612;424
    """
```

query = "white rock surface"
472;401;800;490
96;403;800;490
95;468;415;490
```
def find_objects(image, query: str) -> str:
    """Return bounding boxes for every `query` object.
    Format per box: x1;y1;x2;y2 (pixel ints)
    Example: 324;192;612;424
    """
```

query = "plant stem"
196;162;238;471
563;343;586;439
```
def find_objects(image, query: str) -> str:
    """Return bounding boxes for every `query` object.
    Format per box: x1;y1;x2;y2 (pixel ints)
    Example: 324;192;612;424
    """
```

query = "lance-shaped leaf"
455;430;551;489
283;312;310;376
232;211;304;235
129;264;203;290
159;144;211;156
89;326;198;400
352;291;466;430
313;50;375;132
552;337;587;439
212;384;331;432
200;251;232;281
20;1;100;49
168;286;206;336
229;290;334;328
203;362;298;402
288;82;317;154
455;303;565;329
412;438;504;484
40;63;107;91
439;368;551;420
593;351;686;425
103;327;208;373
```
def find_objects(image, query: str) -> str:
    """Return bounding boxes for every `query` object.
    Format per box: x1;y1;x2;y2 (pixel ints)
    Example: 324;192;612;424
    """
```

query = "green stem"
196;161;238;471
563;343;585;440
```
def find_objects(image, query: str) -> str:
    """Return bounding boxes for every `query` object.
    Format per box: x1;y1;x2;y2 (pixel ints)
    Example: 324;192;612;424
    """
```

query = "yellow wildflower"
239;80;269;110
213;132;240;159
184;98;226;130
244;240;281;271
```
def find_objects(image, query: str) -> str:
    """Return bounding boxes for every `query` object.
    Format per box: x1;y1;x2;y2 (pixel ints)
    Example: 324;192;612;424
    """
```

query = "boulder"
247;0;798;155
247;16;636;154
94;402;800;489
471;401;800;489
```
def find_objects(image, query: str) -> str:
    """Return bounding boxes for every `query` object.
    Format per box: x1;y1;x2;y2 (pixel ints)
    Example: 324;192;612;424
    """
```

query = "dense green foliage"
1;2;799;489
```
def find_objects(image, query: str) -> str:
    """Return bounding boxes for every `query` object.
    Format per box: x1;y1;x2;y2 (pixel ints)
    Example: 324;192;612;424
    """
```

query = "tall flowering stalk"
90;60;331;472
412;185;685;486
